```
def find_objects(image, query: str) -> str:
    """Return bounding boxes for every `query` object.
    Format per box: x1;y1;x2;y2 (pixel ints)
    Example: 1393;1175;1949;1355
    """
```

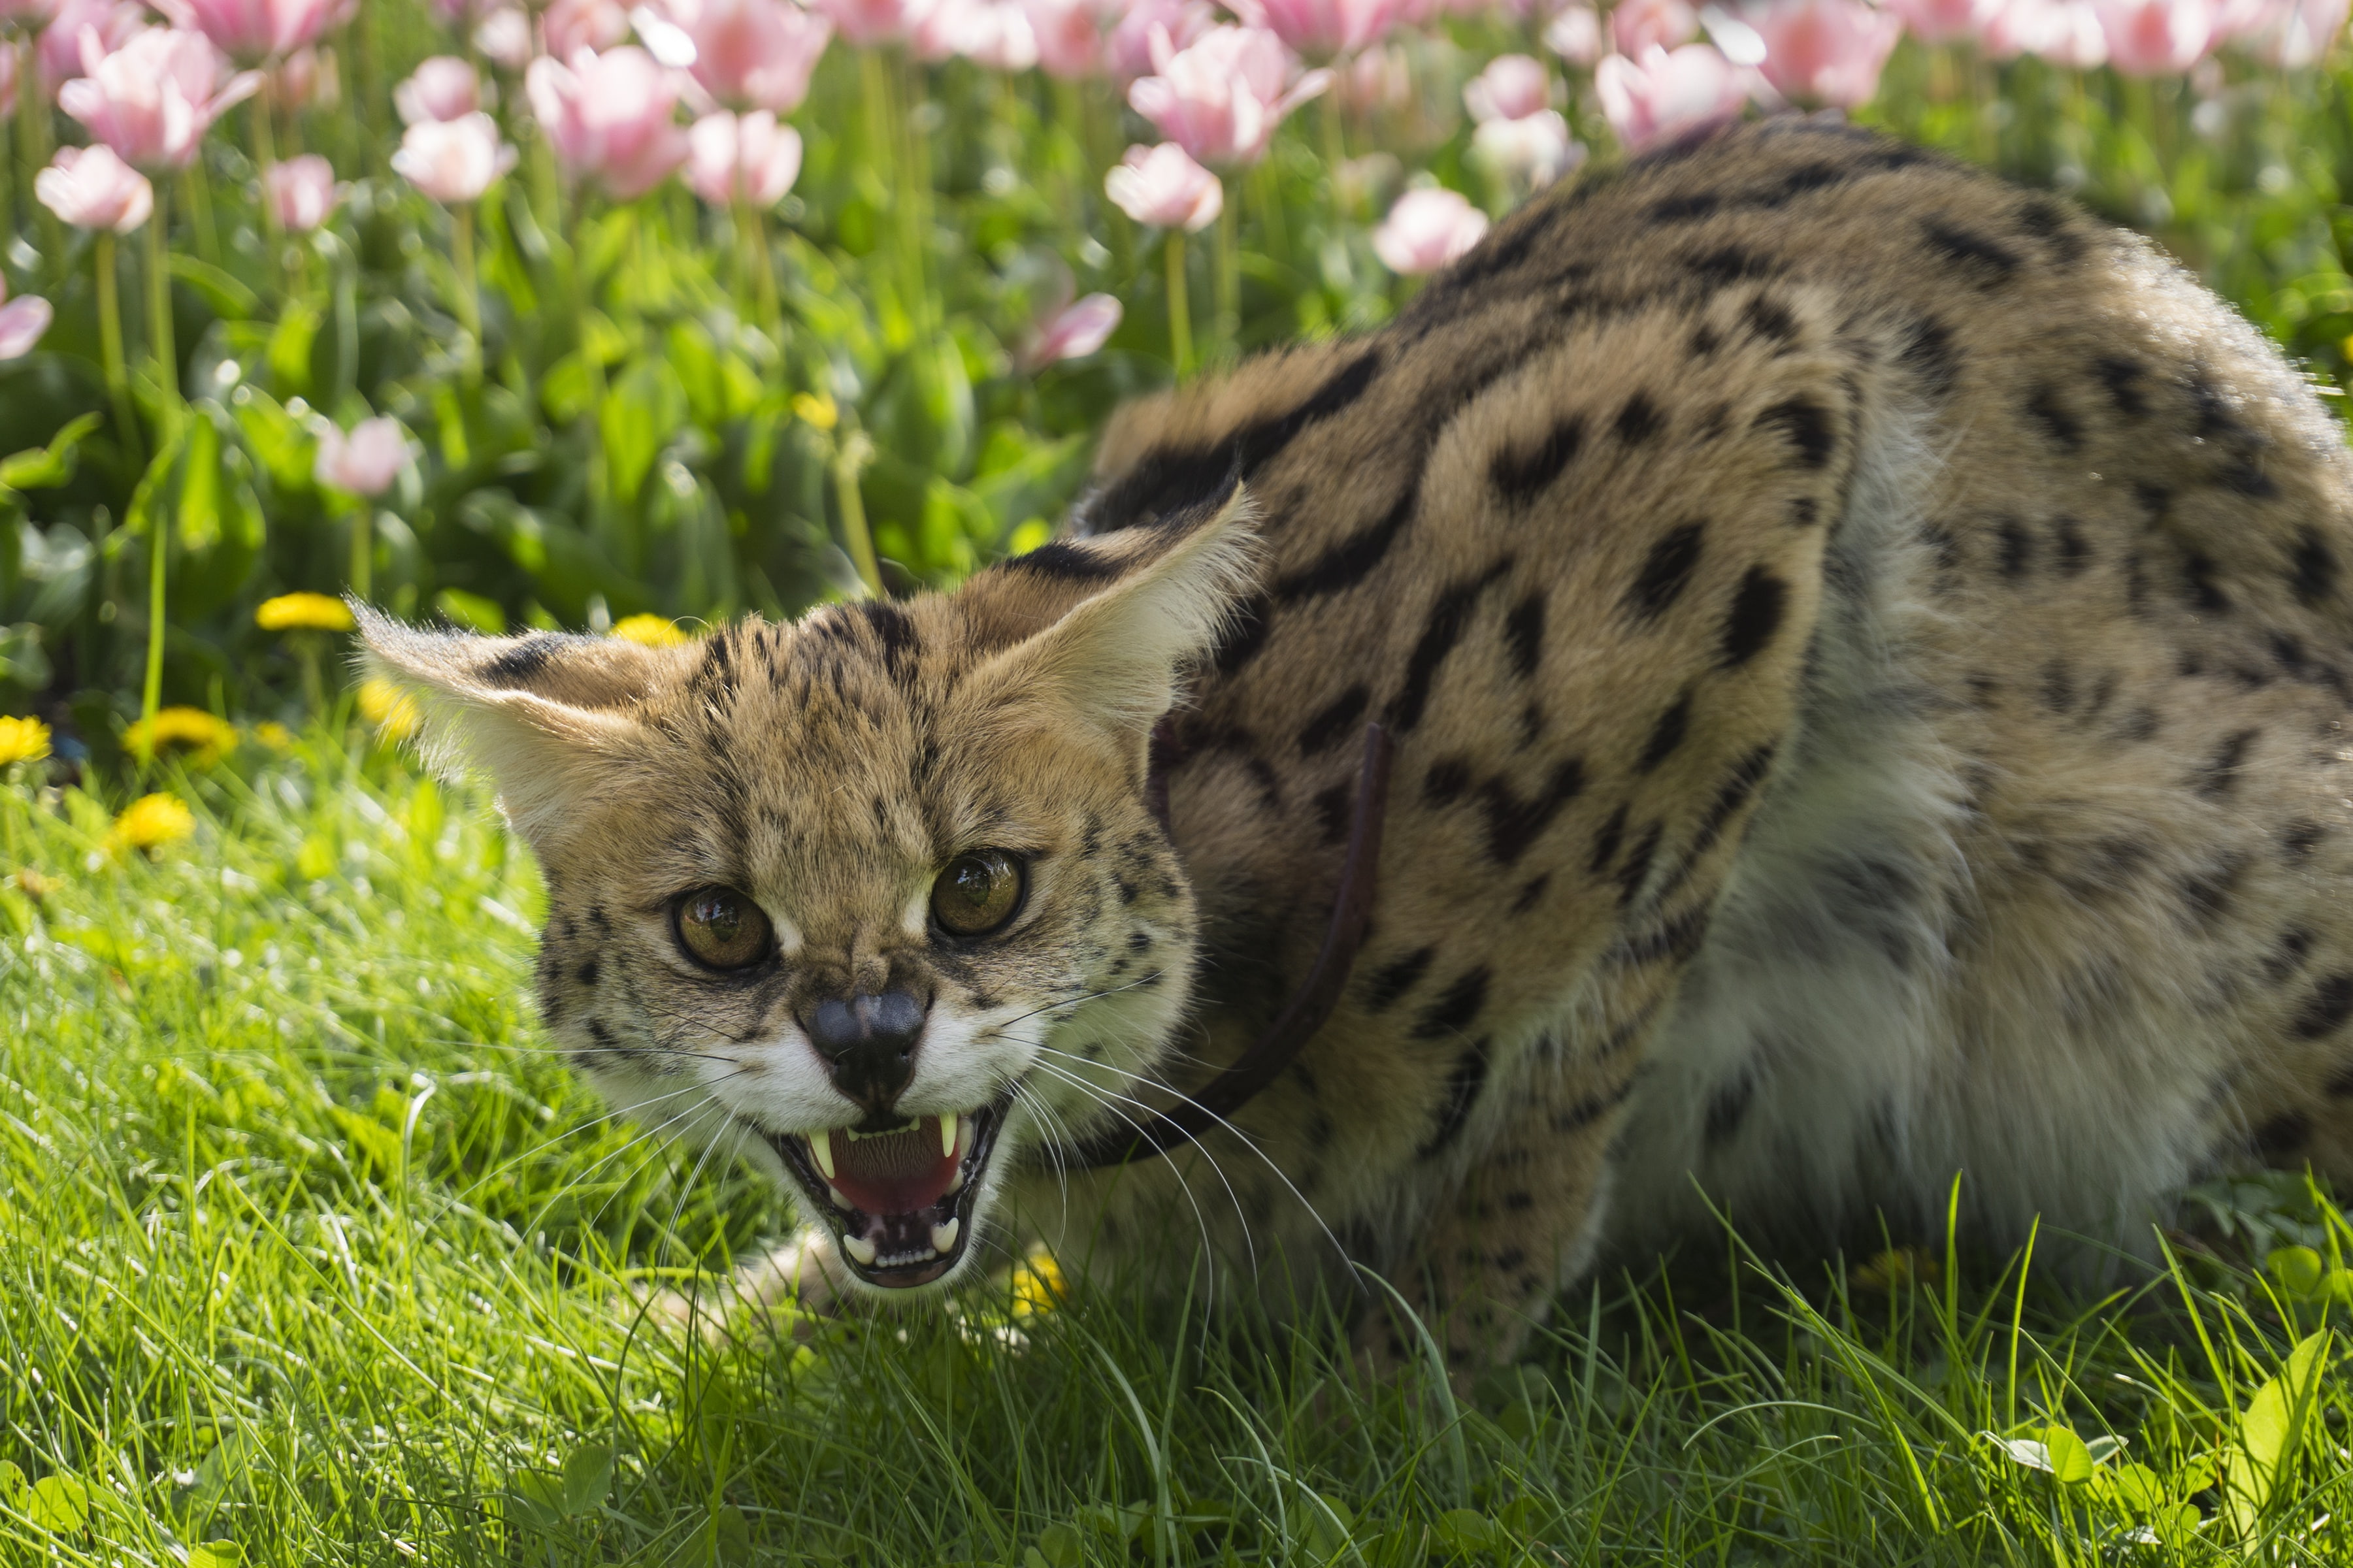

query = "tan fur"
368;116;2353;1373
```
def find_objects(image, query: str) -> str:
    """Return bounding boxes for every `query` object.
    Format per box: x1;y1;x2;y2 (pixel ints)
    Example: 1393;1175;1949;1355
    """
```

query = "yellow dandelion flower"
610;613;691;647
1010;1246;1066;1318
0;714;51;767
255;592;355;632
791;391;838;431
1851;1246;1940;1292
124;706;239;766
355;678;420;742
110;792;195;852
252;722;294;751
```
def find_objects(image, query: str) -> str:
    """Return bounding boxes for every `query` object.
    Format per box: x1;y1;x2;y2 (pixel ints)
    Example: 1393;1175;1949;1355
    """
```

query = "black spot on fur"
1211;594;1271;676
1614;904;1715;967
2294;974;2353;1039
1416;1041;1492;1159
1704;1066;1756;1147
2039;660;2074;712
1743;294;1801;346
1277;484;1417;600
1311;783;1353;844
1364;946;1435;1011
1649;191;1722;223
1476;758;1588;866
1423;756;1473;806
1550;1077;1637;1134
2054;517;2090;575
1298;685;1371;755
1628;523;1705;621
1637;693;1692;773
1921;220;2022;283
2283;819;2326;862
1753;398;1834;469
1505;592;1545;679
2263;928;2313;983
1998;517;2032;580
1511;874;1550;914
2026;384;2082;450
2016;196;2084;264
2094;355;2148;419
1008;540;1123;581
857;600;919;677
576;959;598;986
1683;244;1775;286
482;634;563;686
1588;804;1628;875
1390;561;1513;732
2177;853;2246;928
1614;394;1665;446
2293;529;2338;605
1613;821;1664;907
2182;551;2229;613
1413;967;1492;1040
2195;728;2258;798
2253;1111;2311;1156
1720;568;1788;666
1899;317;1960;399
1490;417;1587;504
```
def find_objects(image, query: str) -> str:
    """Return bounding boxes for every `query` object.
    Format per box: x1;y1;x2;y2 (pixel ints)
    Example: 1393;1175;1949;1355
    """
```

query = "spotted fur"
367;116;2353;1373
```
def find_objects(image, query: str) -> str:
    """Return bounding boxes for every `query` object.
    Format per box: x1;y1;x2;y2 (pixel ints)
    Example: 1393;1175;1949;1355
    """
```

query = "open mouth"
764;1103;1007;1288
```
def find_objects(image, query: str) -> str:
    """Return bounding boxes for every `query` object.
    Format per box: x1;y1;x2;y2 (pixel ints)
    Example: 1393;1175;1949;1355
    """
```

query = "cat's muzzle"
761;1102;1008;1287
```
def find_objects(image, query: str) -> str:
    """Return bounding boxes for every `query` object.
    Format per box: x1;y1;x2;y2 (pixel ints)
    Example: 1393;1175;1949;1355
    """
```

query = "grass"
4;743;2353;1567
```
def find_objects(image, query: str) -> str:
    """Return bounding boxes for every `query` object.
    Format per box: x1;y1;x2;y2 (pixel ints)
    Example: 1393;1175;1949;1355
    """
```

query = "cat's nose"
801;989;926;1117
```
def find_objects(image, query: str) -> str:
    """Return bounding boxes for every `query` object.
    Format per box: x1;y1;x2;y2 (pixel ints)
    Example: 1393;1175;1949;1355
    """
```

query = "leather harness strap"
1068;721;1395;1169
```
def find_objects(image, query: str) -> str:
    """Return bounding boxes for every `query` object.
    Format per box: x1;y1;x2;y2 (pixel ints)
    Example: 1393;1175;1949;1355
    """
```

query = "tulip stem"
19;38;58;262
832;429;881;598
142;482;166;750
1164;229;1191;380
182;163;222;268
736;198;780;338
1215;195;1238;365
450;201;482;381
144;187;180;429
348;502;371;602
93;233;144;471
250;78;285;293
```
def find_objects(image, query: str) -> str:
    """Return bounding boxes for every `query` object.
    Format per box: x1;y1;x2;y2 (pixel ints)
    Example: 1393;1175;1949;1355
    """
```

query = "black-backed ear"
961;483;1258;756
354;608;687;847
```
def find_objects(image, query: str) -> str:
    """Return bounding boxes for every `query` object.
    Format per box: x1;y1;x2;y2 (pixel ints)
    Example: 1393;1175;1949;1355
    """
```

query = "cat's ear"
354;609;682;846
963;481;1258;751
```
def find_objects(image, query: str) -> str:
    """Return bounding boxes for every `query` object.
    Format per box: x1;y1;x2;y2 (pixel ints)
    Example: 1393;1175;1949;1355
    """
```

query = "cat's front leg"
642;1226;850;1342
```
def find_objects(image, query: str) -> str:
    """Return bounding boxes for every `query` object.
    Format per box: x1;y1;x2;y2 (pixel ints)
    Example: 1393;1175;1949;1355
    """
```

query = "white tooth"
946;1165;965;1195
939;1114;957;1157
808;1128;835;1179
840;1232;877;1266
930;1217;960;1254
955;1113;974;1158
827;1183;855;1211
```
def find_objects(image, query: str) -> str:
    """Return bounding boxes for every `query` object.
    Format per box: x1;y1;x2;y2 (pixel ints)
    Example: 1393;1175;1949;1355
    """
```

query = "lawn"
3;736;2350;1565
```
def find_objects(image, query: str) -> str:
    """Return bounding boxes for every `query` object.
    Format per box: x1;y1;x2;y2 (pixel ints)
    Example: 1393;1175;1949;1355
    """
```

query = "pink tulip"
267;152;341;229
1472;108;1581;185
806;0;927;44
35;144;152;229
542;0;631;56
314;416;411;496
1980;0;2109;59
2092;0;2220;69
390;110;517;201
0;281;53;361
1226;0;1403;56
1373;187;1487;276
60;26;259;171
1334;41;1409;111
1543;4;1604;59
151;0;334;63
0;42;13;118
661;0;831;111
1747;0;1900;106
2227;0;2348;62
475;7;532;65
1104;0;1211;76
1882;0;2001;40
1128;24;1328;167
527;46;691;199
0;0;58;27
273;42;336;108
1022;0;1101;76
1463;52;1548;120
1104;140;1222;229
912;0;1037;65
1594;43;1747;151
684;108;800;203
39;0;142;91
394;55;480;122
1019;291;1120;370
1612;0;1700;53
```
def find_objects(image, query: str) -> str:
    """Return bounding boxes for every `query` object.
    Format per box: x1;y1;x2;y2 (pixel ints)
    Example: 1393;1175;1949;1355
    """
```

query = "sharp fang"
808;1128;835;1180
931;1217;960;1254
939;1114;957;1156
827;1183;854;1211
840;1232;877;1266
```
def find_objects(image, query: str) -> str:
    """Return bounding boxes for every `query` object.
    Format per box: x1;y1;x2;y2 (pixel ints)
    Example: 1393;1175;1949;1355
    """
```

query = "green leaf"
0;413;103;492
266;300;323;398
2227;1329;2331;1533
2038;1425;2094;1486
540;352;596;424
2098;1461;2165;1514
711;1501;751;1565
1434;1507;1500;1555
435;588;506;634
560;1443;612;1517
0;1460;23;1501
230;389;313;493
1033;1522;1083;1568
25;1473;88;1532
186;1541;243;1568
2150;1501;2201;1545
601;359;688;505
178;408;223;552
169;254;261;319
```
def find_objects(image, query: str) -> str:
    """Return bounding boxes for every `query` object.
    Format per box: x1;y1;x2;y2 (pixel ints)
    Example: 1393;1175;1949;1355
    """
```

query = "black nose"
802;989;926;1117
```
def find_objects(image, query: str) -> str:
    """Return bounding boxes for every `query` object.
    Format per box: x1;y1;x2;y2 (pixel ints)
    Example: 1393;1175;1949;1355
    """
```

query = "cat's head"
360;485;1255;1292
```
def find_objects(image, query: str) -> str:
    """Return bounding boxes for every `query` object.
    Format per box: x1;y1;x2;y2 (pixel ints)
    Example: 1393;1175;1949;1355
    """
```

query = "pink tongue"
831;1117;959;1215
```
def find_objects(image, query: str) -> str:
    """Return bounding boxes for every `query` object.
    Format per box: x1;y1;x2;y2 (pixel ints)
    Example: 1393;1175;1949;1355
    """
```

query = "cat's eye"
930;851;1025;938
674;887;774;970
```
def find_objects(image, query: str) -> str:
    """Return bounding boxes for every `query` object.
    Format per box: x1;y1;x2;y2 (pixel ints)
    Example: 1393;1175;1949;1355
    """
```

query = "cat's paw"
638;1230;849;1345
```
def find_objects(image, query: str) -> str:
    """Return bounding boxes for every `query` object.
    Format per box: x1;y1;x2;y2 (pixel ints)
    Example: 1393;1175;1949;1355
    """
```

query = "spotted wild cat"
363;115;2353;1373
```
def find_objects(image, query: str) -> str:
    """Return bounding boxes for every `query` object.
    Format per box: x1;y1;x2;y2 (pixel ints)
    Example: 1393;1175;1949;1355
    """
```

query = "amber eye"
930;851;1025;938
674;887;774;970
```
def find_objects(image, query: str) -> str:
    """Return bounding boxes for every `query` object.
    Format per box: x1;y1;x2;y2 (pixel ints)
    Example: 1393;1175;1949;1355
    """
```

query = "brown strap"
1067;722;1394;1169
